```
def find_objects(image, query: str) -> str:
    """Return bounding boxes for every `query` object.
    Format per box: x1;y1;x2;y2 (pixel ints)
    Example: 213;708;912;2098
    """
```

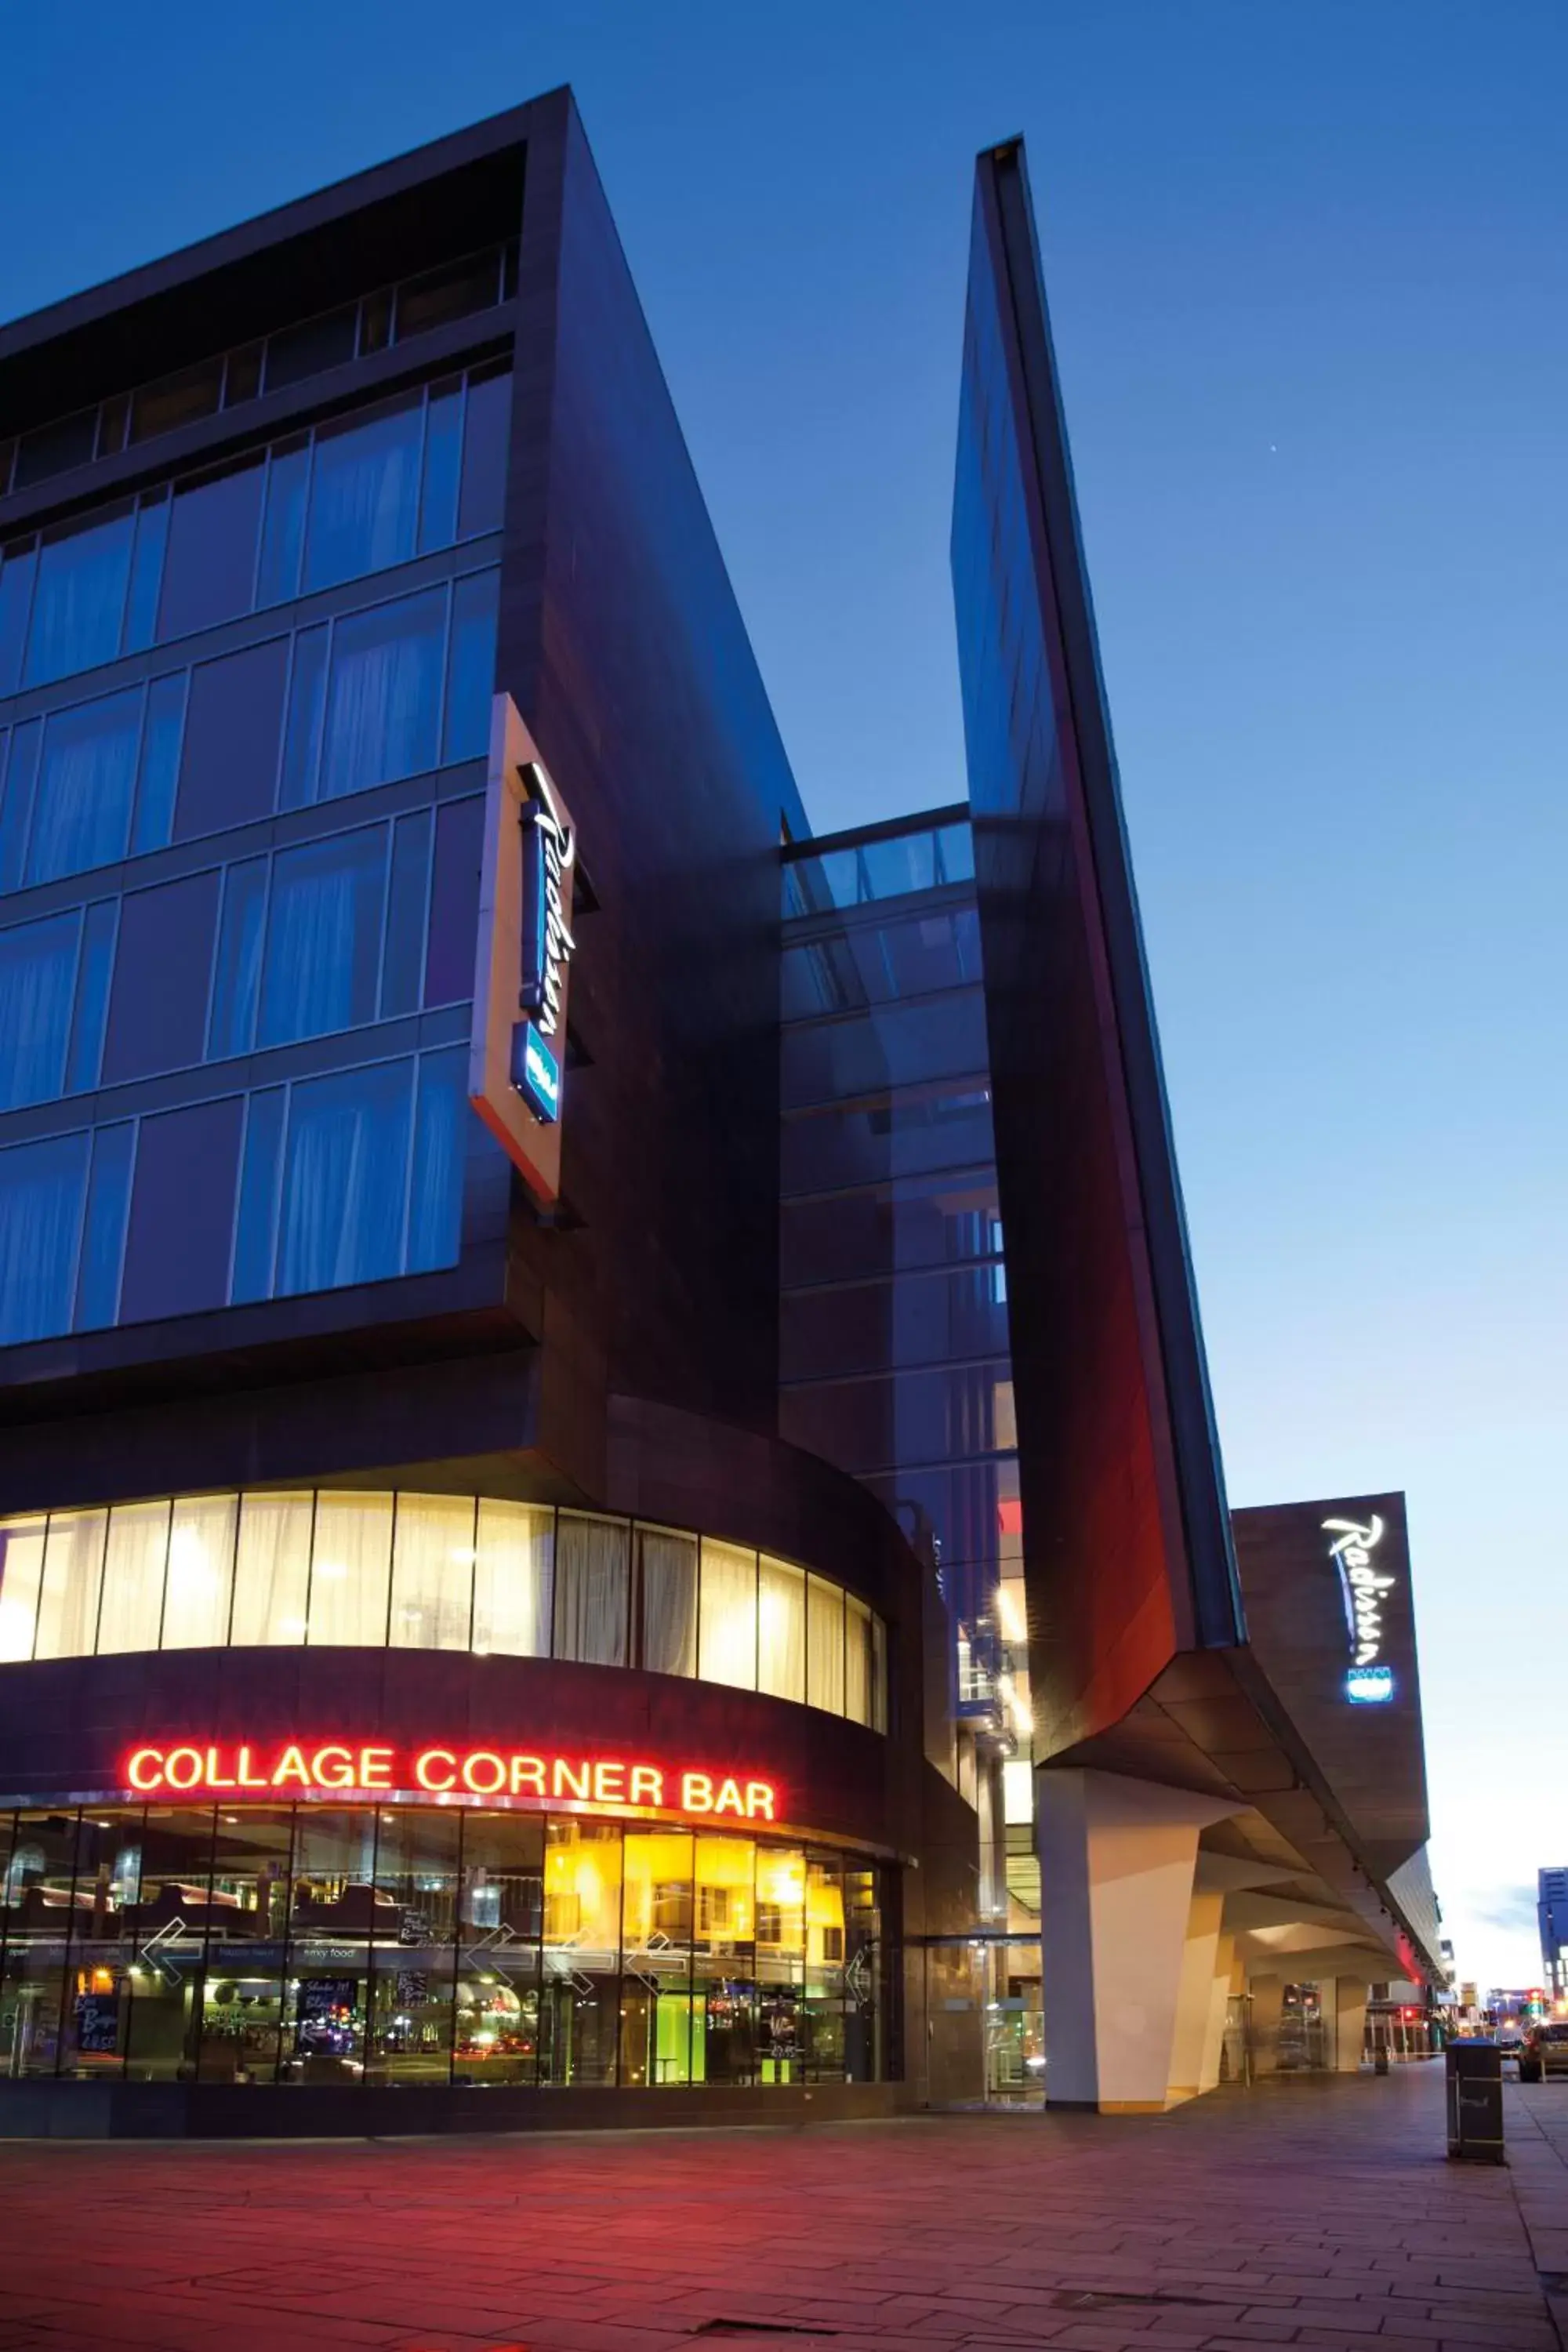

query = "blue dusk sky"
5;1;1563;1991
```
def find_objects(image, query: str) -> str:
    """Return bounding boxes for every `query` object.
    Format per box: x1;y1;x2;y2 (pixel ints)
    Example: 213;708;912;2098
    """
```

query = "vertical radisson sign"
1324;1514;1396;1704
470;695;579;1203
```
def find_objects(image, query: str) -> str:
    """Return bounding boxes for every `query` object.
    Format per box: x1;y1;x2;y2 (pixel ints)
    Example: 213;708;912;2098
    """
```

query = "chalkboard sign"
74;1990;121;2054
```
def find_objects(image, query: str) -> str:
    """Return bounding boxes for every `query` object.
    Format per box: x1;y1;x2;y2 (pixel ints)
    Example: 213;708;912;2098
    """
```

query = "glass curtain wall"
779;815;1033;1911
0;1493;887;1732
0;1804;892;2090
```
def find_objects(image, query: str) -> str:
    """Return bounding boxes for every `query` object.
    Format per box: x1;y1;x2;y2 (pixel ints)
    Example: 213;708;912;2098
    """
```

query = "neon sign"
517;763;575;1043
1323;1514;1395;1704
119;1740;778;1820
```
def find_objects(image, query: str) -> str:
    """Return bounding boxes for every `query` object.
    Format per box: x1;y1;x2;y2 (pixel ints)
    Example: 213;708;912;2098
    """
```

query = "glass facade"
0;1802;891;2089
0;1492;887;1730
0;362;511;1349
780;814;1035;1915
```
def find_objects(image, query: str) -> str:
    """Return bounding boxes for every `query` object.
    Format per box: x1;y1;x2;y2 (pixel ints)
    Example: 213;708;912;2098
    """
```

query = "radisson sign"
118;1739;779;1819
1323;1514;1396;1704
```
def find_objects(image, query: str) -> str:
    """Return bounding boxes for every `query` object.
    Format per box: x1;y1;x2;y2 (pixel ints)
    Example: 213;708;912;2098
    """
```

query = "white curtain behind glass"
303;398;422;591
554;1514;630;1667
638;1529;697;1678
699;1541;757;1690
807;1575;845;1716
28;691;141;884
844;1594;873;1726
231;1493;314;1644
0;913;78;1110
389;1494;476;1650
96;1500;171;1653
472;1500;553;1657
33;1509;108;1660
307;1492;394;1646
162;1494;238;1649
318;590;443;800
0;1515;48;1662
758;1557;806;1704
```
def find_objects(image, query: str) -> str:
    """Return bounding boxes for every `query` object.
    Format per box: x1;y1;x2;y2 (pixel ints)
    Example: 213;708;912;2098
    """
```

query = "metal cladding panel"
1232;1490;1431;1882
950;140;1243;1761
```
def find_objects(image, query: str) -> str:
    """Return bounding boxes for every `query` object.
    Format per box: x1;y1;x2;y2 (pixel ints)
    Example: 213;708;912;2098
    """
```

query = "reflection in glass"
695;1835;756;2086
285;1806;376;2082
456;1810;543;2085
621;1831;695;2086
540;1820;622;2087
202;1806;292;2082
368;1806;459;2085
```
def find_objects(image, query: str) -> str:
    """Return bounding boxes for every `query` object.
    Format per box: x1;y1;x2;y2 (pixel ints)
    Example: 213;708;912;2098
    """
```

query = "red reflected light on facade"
121;1740;779;1820
997;1498;1024;1537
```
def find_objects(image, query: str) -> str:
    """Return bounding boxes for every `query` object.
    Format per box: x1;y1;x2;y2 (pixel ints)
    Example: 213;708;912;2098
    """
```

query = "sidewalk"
0;2065;1563;2352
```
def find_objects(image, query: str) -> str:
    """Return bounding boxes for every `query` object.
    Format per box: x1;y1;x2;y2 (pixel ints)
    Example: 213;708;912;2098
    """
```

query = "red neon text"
121;1742;777;1820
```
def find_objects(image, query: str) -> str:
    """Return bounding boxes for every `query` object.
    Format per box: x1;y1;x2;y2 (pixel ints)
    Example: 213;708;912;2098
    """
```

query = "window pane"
74;1122;134;1330
871;1614;887;1733
319;588;444;802
0;910;80;1110
457;366;510;539
381;808;432;1018
265;305;358;394
130;358;224;445
26;505;134;686
471;1500;553;1658
258;826;387;1047
397;252;500;342
442;568;498;762
175;637;288;839
304;393;423;591
118;1098;243;1325
456;1810;543;2086
102;869;222;1084
758;1557;806;1704
257;438;310;606
2;1810;79;2074
757;1845;807;2084
407;1044;466;1275
388;1493;475;1651
553;1513;629;1667
96;1500;171;1654
0;1129;89;1346
230;1491;313;1645
14;409;97;490
307;1492;393;1646
0;1515;48;1662
34;1508;108;1661
419;380;463;553
807;1575;845;1715
620;1829;695;2088
66;902;117;1094
423;796;482;1005
279;626;328;809
0;543;38;695
541;1820;621;2087
638;1527;697;1679
202;1806;292;2082
123;497;170;653
695;1835;757;2085
130;672;187;855
208;858;267;1059
29;688;142;884
844;1593;873;1726
699;1541;757;1691
367;1805;459;2085
285;1806;375;2079
161;1494;238;1650
158;458;263;641
274;1058;413;1297
0;717;41;891
230;1087;285;1304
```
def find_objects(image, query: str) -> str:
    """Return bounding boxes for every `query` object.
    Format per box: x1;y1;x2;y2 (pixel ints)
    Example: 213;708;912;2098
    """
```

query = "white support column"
1198;1930;1236;2094
1334;1976;1368;2072
1168;1889;1225;2104
1035;1769;1242;2112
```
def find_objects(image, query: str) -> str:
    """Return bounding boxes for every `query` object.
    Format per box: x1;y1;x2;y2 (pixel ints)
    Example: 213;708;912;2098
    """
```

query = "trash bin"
1446;2040;1504;2164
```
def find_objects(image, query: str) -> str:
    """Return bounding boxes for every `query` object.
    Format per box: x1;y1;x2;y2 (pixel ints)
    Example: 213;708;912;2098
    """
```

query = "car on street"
1517;2021;1568;2082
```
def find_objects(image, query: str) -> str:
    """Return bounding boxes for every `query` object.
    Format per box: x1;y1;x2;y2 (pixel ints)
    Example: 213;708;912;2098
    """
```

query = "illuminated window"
699;1540;757;1691
758;1555;806;1704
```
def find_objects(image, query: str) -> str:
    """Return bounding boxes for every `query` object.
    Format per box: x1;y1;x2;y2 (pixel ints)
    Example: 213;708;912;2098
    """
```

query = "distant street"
1;2068;1566;2350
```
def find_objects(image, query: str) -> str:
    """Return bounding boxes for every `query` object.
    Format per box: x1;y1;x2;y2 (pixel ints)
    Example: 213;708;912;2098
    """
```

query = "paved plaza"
2;2068;1566;2352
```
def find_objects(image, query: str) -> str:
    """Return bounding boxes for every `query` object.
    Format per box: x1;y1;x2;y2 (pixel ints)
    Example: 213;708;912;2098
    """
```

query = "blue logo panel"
512;1020;561;1124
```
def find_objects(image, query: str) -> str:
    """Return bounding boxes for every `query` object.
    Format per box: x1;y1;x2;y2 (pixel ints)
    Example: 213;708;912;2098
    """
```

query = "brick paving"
0;2066;1565;2352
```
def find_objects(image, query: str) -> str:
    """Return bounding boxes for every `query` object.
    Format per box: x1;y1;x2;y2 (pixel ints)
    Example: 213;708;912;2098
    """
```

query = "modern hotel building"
0;94;1441;2131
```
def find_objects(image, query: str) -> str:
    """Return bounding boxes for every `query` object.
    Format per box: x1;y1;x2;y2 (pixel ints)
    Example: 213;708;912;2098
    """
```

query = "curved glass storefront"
0;1494;887;1728
0;1803;891;2089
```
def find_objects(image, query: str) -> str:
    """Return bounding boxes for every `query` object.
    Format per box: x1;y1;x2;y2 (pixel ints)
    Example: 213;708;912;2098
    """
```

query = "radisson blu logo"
1323;1515;1396;1704
514;1021;561;1124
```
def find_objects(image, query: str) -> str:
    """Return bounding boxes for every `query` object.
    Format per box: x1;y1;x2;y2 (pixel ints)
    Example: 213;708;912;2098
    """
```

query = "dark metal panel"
950;139;1243;1761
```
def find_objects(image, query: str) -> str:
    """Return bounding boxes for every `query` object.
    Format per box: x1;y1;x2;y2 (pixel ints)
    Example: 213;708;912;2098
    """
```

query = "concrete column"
1334;1977;1368;2072
1249;1974;1284;2078
1168;1889;1225;2104
1197;1930;1236;2094
1035;1768;1241;2112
